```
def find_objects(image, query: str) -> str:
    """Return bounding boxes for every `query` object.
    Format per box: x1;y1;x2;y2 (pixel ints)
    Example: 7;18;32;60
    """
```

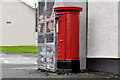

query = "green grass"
48;73;58;76
0;46;37;53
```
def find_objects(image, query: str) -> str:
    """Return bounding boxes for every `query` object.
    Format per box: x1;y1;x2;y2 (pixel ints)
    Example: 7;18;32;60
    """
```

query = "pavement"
0;52;120;79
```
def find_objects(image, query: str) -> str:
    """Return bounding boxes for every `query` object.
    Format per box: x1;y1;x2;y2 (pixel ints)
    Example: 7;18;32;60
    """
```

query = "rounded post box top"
54;5;82;12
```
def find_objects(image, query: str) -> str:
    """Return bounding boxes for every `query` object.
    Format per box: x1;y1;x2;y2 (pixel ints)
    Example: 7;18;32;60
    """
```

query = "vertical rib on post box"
54;6;82;73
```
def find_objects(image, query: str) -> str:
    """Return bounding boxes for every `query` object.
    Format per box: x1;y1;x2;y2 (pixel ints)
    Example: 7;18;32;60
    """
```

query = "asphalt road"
1;52;39;78
1;52;120;79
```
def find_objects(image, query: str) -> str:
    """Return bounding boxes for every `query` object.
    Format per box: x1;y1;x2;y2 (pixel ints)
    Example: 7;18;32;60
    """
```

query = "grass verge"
0;46;37;53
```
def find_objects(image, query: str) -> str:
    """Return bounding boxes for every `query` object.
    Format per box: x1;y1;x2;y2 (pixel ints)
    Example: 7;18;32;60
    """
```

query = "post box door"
56;14;66;60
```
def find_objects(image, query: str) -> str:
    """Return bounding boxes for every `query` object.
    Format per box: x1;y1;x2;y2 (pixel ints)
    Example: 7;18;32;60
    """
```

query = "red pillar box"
54;6;82;72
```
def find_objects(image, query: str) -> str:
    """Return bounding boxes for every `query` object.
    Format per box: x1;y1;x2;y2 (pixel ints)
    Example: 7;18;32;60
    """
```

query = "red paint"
54;6;82;60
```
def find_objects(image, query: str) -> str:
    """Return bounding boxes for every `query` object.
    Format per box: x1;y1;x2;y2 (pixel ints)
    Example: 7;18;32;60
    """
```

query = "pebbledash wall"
87;1;120;74
54;0;120;74
88;1;118;59
1;0;37;46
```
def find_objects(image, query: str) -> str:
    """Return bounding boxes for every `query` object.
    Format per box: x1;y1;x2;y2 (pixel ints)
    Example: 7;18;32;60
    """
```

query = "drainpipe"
35;3;38;32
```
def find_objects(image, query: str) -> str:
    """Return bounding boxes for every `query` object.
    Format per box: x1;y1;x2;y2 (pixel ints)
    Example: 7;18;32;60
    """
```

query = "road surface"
0;52;119;79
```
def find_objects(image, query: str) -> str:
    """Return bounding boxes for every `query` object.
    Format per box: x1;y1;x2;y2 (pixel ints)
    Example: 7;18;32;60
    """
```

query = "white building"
1;0;37;46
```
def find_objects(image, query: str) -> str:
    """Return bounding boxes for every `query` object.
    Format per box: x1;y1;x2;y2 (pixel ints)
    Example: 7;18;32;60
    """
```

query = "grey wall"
0;1;2;46
118;1;120;58
88;2;119;58
0;1;2;79
1;0;37;46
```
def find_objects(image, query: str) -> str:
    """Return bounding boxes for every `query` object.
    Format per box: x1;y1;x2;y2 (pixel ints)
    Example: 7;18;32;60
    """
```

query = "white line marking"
34;62;37;64
0;58;31;60
3;60;37;64
11;67;37;70
4;60;11;63
0;54;5;56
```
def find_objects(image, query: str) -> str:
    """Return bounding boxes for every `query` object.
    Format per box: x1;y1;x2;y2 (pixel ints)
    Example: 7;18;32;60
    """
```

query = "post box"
54;5;82;73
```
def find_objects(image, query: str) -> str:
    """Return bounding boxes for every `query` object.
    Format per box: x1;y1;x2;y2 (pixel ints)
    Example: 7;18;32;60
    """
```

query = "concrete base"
87;58;120;75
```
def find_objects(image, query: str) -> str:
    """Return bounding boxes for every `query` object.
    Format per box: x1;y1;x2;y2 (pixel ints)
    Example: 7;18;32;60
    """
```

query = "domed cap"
54;5;82;12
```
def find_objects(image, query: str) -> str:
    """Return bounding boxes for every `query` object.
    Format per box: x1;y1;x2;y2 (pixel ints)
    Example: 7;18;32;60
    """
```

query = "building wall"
0;1;2;46
1;0;37;46
88;1;119;58
118;1;120;58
